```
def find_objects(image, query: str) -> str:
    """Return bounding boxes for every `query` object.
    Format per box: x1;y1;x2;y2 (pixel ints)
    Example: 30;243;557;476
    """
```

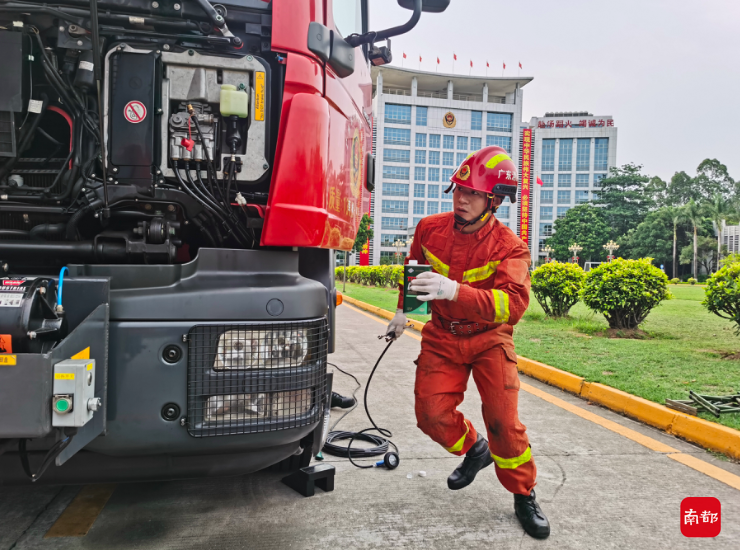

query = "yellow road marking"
342;302;740;491
45;484;116;538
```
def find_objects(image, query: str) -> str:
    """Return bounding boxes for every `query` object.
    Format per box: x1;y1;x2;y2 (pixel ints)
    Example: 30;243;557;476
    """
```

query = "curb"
340;295;740;460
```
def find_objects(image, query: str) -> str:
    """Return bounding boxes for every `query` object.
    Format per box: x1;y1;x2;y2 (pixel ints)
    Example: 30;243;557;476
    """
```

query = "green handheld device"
403;261;431;314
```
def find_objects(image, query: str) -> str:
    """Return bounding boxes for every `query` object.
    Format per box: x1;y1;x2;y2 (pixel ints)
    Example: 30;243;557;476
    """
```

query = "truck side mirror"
397;0;450;12
307;22;355;78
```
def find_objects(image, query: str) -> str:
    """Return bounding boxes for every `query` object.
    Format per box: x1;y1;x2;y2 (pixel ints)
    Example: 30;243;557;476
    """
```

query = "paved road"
2;304;739;549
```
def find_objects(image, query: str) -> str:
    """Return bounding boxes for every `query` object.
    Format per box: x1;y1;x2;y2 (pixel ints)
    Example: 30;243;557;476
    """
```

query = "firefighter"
386;146;550;539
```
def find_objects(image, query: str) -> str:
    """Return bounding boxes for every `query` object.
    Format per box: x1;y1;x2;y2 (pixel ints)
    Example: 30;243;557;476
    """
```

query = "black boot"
447;434;494;490
514;490;551;539
330;392;356;409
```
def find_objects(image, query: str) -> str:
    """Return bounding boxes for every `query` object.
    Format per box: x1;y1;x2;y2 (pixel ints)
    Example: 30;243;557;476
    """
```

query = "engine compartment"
0;0;279;273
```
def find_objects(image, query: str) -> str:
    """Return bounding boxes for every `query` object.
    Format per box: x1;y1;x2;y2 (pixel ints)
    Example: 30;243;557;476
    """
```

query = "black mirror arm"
345;0;421;47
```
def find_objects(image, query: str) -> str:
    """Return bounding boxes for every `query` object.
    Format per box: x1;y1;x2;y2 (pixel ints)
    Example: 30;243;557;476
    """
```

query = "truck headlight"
205;390;312;423
214;329;309;370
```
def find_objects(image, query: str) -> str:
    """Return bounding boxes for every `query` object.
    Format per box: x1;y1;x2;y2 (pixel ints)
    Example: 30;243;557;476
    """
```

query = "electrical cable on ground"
322;337;399;469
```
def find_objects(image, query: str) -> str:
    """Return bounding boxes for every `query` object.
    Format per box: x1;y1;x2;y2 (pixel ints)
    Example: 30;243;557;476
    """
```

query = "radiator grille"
186;318;328;437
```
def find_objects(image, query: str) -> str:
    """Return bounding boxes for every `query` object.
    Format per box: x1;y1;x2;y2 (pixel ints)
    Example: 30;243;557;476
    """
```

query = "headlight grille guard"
186;318;328;438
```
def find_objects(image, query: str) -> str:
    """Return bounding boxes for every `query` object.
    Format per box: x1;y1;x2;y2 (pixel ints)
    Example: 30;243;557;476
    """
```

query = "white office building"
527;113;618;262
370;66;532;265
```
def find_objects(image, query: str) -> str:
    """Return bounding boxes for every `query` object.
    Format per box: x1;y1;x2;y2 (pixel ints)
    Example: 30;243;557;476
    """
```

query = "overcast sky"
369;0;740;183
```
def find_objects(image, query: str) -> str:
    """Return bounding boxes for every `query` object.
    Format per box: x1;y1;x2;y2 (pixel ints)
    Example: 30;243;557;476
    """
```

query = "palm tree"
703;192;736;271
680;200;704;279
664;206;684;279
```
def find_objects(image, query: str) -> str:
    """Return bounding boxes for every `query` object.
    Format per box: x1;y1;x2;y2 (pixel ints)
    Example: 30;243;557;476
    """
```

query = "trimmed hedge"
531;262;585;318
703;259;740;334
335;265;403;287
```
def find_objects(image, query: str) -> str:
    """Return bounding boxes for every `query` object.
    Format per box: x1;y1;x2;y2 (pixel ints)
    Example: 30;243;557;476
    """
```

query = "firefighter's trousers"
414;323;536;495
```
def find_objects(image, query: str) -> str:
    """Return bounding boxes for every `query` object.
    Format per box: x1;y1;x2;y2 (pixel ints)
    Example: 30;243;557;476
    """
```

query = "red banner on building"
519;129;532;245
359;239;370;266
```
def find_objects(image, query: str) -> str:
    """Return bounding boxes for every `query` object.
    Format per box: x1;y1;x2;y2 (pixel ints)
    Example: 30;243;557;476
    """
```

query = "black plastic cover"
0;31;26;112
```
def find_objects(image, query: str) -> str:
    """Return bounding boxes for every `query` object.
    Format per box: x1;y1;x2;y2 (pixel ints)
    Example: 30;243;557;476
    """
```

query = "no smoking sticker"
124;101;147;123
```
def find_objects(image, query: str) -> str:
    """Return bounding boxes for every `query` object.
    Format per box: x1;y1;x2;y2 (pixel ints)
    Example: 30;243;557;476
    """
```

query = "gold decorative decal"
443;111;456;128
458;164;471;180
349;128;363;198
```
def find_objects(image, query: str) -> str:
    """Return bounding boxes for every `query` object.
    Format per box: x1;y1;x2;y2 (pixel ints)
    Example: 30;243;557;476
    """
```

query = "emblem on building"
443;111;456;128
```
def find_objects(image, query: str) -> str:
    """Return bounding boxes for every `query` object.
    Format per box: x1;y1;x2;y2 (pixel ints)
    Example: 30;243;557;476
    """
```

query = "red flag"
536;177;543;186
486;61;489;68
437;57;440;64
419;55;422;62
519;61;523;69
403;52;407;59
470;60;473;67
503;62;506;69
454;53;457;61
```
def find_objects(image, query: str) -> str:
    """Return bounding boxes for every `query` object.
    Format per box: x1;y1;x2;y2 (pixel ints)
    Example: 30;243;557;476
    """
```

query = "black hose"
30;223;66;240
0;229;30;238
0;94;49;182
65;199;102;241
190;215;217;247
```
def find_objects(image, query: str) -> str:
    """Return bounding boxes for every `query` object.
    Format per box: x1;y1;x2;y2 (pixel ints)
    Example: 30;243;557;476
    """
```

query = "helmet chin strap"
454;194;497;230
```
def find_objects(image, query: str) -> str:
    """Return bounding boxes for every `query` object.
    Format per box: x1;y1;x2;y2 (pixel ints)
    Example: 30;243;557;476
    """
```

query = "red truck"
0;0;448;483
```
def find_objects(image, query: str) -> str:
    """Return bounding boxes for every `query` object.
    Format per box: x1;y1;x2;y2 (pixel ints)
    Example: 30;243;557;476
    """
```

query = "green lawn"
341;283;740;430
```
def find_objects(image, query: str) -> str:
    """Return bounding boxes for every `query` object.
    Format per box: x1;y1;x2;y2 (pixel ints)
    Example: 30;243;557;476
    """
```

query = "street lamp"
568;243;583;264
542;245;554;264
603;240;619;262
392;238;407;265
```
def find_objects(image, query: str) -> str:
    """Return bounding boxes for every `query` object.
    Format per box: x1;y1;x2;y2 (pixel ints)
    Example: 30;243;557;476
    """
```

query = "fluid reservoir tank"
220;84;249;118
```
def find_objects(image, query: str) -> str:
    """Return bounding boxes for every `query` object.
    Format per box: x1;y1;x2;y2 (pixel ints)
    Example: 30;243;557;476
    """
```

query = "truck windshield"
333;0;363;38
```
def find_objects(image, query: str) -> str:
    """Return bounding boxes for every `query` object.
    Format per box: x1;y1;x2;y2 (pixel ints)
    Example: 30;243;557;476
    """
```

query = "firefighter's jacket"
397;212;531;355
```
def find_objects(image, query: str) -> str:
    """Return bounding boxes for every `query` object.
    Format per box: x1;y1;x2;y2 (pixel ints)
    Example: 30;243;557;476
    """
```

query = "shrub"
334;266;403;287
703;262;740;334
688;277;697;285
530;262;586;318
669;278;679;284
581;258;671;329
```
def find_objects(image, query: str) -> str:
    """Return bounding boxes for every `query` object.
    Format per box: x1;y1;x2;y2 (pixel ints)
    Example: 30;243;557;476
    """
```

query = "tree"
696;159;735;201
618;208;675;275
703;259;740;334
530;262;586;318
680;235;720;276
666;205;686;279
594;163;653;238
545;204;610;264
645;175;669;208
341;214;374;291
666;171;698;206
679;200;704;279
703;192;737;271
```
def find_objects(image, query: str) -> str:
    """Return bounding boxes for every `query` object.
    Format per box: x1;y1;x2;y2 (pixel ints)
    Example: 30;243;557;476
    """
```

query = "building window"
487;112;512;131
557;206;570;218
441;201;453;212
470;137;481;150
380;251;398;261
497;205;510;218
383;149;410;163
427;201;439;215
456;152;467;165
442;168;454;180
593;173;606;186
429;151;440;165
382;200;408;214
540;191;553;204
415;150;426;164
429;134;441;148
382;183;409;197
414;167;426;181
558;174;572;187
381;233;408;246
443;152;455;166
576;191;589;204
540;206;553;219
576;174;589;187
471;111;482;131
443;135;455;149
540;223;553;237
415;133;427;148
385;104;411;124
414;184;425;198
486;135;512;153
384;127;411;146
557;190;571;204
413;200;425;215
594;138;609;170
416;106;428;126
541;139;555;171
428;184;440;199
428;167;440;181
592;191;600;201
457;136;468;150
413;217;423;227
540;174;554;188
383;166;409;180
558;139;573;171
381;217;406;230
576;138;591;171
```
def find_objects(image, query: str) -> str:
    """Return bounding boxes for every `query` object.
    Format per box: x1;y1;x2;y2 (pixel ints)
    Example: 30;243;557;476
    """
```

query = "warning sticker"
255;72;265;121
0;335;12;353
55;373;75;380
0;292;23;307
0;355;16;366
124;100;147;124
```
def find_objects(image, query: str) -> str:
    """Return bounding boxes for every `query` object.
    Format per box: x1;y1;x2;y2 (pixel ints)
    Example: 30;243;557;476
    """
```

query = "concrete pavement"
1;303;739;549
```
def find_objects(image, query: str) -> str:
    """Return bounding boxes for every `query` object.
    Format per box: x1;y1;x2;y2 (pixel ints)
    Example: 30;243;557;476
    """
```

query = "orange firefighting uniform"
398;211;535;495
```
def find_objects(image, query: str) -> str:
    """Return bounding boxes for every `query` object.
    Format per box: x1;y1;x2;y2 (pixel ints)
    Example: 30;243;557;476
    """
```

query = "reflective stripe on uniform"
491;447;532;469
421;246;450;277
462;260;501;284
492;289;510;323
444;419;471;453
484;153;512;170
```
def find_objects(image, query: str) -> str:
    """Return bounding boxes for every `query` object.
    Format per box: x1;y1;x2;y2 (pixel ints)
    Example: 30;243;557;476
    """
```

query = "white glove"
409;271;459;302
386;309;407;340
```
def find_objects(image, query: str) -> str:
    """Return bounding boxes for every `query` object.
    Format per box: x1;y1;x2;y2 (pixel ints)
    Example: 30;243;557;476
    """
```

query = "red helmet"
448;146;518;203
